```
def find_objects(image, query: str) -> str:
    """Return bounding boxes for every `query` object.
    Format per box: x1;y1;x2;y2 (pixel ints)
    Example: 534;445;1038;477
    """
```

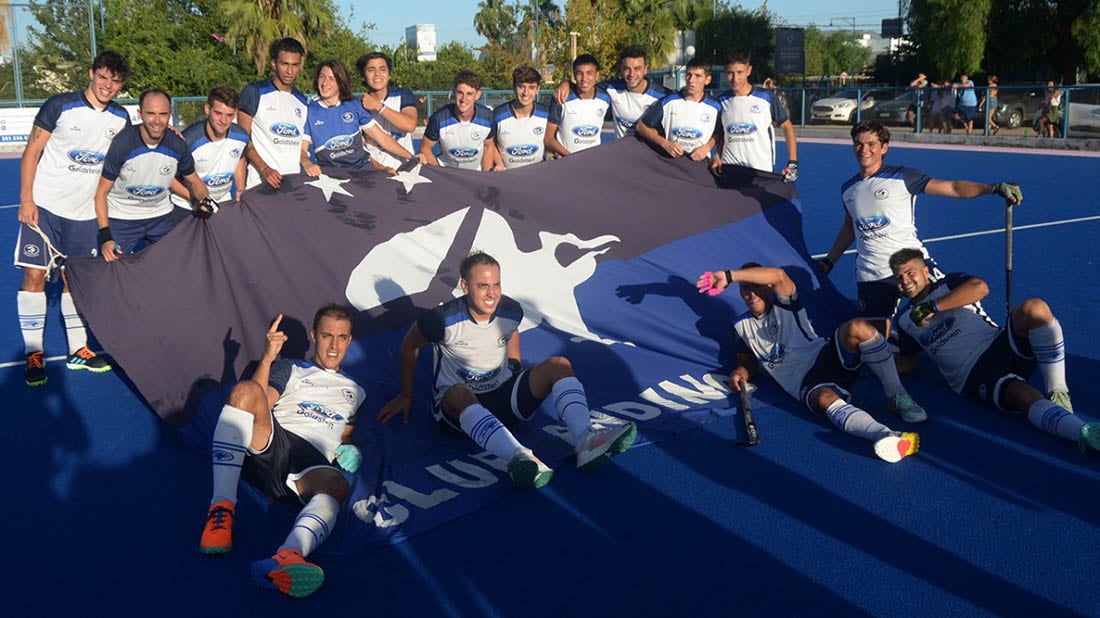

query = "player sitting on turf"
890;248;1100;452
377;251;637;488
199;304;365;598
698;263;922;462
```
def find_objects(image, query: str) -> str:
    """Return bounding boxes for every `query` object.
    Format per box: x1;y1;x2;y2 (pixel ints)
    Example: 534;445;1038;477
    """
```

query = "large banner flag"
67;138;850;556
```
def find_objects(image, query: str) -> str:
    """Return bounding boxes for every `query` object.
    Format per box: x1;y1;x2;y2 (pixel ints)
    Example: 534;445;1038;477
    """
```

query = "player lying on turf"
698;263;922;462
890;248;1100;452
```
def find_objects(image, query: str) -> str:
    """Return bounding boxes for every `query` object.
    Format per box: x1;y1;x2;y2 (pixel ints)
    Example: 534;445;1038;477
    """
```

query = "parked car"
809;88;894;124
1066;85;1100;135
869;90;930;126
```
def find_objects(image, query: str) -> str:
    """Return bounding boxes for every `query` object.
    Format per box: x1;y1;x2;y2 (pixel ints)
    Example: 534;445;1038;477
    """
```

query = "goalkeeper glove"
909;300;939;327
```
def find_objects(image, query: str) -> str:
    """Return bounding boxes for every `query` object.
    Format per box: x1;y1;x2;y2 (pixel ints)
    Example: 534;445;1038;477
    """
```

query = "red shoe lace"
27;352;44;369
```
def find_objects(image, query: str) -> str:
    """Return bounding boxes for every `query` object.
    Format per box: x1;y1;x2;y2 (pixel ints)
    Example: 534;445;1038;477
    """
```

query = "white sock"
825;399;892;441
858;333;903;398
17;290;46;354
1027;399;1083;441
281;493;339;557
60;292;88;354
1029;320;1067;393
547;376;593;445
458;404;524;460
210;405;253;505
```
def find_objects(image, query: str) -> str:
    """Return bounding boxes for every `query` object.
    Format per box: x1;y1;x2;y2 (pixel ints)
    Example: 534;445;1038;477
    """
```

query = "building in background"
405;24;437;62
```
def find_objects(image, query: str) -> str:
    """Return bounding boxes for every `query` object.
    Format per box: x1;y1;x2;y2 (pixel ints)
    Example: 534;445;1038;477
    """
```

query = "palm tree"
218;0;336;74
474;0;517;46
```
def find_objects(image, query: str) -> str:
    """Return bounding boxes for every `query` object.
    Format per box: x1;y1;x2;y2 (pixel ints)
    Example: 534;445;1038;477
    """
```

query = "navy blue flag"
67;138;850;556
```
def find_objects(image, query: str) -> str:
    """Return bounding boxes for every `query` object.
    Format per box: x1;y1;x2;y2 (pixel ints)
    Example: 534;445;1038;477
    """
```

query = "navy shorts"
957;105;977;121
242;414;335;504
436;370;545;433
858;257;945;320
962;328;1037;412
110;212;180;253
13;209;99;269
798;333;861;410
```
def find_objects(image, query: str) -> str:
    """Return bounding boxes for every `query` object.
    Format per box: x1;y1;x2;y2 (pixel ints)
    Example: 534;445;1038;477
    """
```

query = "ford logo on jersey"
323;135;356;150
126;185;166;198
68;149;106;165
855;215;890;232
204;172;234;187
671;127;703;140
506;144;539;157
448;147;480;159
572;125;600;138
918;316;956;346
726;122;756;135
458;366;501;383
270;122;300;137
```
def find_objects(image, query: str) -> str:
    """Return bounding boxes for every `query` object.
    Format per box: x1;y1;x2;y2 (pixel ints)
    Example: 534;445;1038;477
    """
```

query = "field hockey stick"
735;382;760;446
1005;200;1013;324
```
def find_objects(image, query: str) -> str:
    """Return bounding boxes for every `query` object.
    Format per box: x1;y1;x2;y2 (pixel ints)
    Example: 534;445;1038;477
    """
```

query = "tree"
217;0;336;74
697;5;773;76
906;0;991;79
475;0;518;46
546;0;631;83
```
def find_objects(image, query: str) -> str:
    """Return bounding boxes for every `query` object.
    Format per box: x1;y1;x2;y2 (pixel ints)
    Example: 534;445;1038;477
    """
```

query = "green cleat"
887;391;928;423
508;448;553;489
576;421;638;471
1079;423;1100;454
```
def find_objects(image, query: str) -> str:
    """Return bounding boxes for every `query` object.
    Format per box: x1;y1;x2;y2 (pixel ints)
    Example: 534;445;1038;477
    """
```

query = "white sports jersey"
364;85;417;170
418;295;523;405
424;103;495;170
101;125;196;220
895;273;1001;393
547;87;611;153
603;79;669;138
640;92;721;153
239;79;308;188
171;120;249;209
841;165;933;282
716;87;789;171
733;290;827;400
268;359;366;461
30;91;130;220
492;101;548;168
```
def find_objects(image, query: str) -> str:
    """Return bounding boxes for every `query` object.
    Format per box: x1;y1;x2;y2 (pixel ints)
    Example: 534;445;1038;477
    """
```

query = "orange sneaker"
199;500;234;555
250;548;325;598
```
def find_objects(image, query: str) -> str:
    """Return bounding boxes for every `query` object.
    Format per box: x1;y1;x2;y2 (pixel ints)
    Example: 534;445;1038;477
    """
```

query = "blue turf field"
5;141;1100;616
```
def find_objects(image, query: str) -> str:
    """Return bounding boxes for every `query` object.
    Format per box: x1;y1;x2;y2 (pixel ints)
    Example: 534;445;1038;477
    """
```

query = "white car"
1067;86;1100;136
810;89;893;124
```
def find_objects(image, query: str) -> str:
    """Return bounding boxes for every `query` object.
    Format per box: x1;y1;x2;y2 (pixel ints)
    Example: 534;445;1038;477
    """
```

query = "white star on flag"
389;163;433;194
304;174;354;202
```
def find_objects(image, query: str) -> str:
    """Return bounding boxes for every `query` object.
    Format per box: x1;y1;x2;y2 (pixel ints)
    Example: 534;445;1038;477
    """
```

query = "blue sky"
336;0;903;49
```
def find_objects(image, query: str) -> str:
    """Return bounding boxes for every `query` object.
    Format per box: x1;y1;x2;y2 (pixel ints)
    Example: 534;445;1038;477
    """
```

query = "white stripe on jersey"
364;85;417;170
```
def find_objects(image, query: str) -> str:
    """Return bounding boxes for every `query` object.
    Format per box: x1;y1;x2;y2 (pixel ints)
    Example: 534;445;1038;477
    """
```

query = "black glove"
909;300;939;327
192;197;219;219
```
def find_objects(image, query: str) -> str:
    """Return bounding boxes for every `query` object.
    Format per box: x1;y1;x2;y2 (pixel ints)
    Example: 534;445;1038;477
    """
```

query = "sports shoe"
25;351;47;387
576;421;638;471
887;391;928;423
1079;423;1100;454
874;431;920;463
250;547;324;598
1049;389;1074;412
199;500;235;555
65;346;112;373
507;447;553;489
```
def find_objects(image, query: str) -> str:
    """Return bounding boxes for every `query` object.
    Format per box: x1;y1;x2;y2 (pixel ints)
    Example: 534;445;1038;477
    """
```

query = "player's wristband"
98;226;113;245
260;166;270;176
724;270;734;285
821;256;835;271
